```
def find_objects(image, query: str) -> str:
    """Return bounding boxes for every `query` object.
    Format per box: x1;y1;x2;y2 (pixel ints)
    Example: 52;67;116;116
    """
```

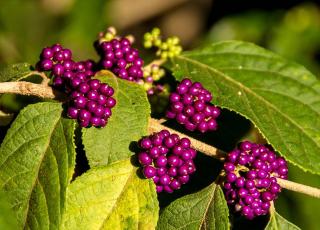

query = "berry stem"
277;178;320;199
149;118;320;199
0;81;65;100
149;118;226;160
143;59;165;72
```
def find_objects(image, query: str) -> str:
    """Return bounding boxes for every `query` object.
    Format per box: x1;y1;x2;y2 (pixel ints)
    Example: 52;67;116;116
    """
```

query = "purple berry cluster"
95;38;144;82
166;78;220;133
223;141;288;219
67;79;116;127
36;44;116;128
138;130;197;193
37;44;95;89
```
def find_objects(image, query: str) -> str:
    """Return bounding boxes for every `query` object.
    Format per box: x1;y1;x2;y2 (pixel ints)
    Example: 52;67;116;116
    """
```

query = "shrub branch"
0;81;66;100
0;81;319;199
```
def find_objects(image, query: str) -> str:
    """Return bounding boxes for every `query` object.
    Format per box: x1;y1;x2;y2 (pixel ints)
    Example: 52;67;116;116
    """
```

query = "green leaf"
82;71;150;167
0;191;18;230
61;160;158;230
0;102;76;229
265;210;300;230
157;183;229;230
0;63;32;82
172;41;320;174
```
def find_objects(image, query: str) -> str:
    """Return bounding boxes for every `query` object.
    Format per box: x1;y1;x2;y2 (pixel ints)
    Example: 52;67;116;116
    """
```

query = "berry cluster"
143;28;182;60
36;44;116;128
138;130;197;193
95;37;144;82
67;79;116;127
223;141;288;219
166;78;220;133
37;44;95;89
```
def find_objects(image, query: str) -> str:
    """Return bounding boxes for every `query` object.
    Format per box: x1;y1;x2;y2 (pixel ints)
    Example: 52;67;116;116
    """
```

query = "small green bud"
161;43;168;50
154;39;162;47
161;52;168;60
143;83;152;90
144;32;152;40
152;27;161;36
144;41;153;48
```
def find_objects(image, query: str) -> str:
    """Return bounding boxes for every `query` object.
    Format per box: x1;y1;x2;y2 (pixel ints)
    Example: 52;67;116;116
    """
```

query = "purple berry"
159;175;171;185
51;44;62;53
89;79;101;90
74;96;87;109
138;152;152;165
106;97;116;108
170;179;181;190
87;90;99;101
140;138;152;149
149;147;160;159
40;59;53;71
168;167;178;177
156;185;163;193
41;47;53;59
79;109;91;121
178;175;189;184
67;107;78;119
224;162;235;172
143;166;156;178
226;173;237;183
167;155;180;167
78;83;90;94
155;156;167;167
90;117;101;127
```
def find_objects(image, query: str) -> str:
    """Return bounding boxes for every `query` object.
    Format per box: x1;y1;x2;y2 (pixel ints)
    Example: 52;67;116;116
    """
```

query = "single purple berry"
159;175;171;185
87;90;99;101
41;47;53;59
67;107;78;119
138;152;152;166
170;179;181;190
106;97;116;108
140;138;152;149
167;155;180;167
89;79;101;90
143;166;156;178
79;109;91;121
40;59;53;71
155;156;167;167
74;96;87;109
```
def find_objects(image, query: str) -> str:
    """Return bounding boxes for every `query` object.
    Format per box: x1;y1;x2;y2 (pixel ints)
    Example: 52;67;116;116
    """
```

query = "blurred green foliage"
207;3;320;77
0;0;110;67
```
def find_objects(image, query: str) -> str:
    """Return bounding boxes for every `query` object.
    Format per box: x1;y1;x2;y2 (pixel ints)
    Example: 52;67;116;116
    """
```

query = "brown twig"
143;59;166;72
149;118;226;160
277;178;320;199
0;81;65;100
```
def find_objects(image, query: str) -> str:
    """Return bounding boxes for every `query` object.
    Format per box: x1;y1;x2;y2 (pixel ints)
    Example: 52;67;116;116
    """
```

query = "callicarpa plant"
0;26;319;230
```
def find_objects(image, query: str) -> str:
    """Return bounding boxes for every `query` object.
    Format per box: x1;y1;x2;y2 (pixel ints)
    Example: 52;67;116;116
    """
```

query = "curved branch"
0;81;320;199
0;81;66;100
277;178;320;199
148;118;226;160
